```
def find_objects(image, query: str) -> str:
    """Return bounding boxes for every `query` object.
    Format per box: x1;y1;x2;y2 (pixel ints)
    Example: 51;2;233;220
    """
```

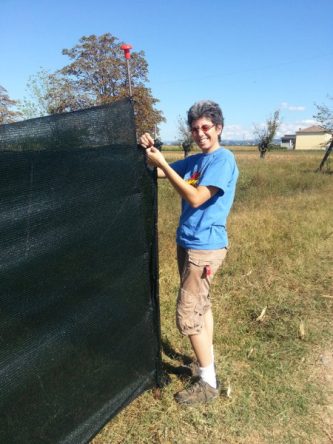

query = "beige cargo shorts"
176;245;227;336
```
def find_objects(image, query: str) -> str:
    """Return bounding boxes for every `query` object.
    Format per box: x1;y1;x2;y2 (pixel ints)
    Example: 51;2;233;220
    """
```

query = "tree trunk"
260;149;267;159
316;138;333;172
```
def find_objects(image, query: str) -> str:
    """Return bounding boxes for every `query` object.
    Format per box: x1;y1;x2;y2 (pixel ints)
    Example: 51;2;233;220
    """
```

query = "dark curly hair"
187;100;224;142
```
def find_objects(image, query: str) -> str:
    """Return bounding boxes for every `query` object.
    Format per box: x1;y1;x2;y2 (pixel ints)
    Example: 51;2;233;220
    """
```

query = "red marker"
120;43;132;59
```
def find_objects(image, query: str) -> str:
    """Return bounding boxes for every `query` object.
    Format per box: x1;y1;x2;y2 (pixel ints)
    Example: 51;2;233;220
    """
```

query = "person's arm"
157;167;166;178
139;133;218;204
145;159;166;178
146;146;218;208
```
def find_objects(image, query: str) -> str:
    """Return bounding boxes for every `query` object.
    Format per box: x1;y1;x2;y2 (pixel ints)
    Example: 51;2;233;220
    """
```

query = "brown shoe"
174;378;219;405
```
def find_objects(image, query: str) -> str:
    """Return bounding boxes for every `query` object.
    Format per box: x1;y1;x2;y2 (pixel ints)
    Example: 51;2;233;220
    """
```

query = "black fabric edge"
68;374;156;444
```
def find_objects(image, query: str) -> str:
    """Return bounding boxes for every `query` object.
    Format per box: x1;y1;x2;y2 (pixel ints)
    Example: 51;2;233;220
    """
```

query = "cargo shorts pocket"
176;288;205;336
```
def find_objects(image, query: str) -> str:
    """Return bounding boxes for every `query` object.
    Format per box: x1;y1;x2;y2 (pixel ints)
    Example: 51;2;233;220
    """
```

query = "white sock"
199;361;217;389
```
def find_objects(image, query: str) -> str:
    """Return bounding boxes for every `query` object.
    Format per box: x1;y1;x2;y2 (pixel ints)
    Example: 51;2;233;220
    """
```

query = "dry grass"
92;150;333;444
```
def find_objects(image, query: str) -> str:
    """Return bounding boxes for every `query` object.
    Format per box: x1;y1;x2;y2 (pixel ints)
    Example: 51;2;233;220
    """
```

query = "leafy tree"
18;69;58;119
254;110;280;159
22;33;164;135
0;85;21;124
313;97;333;172
177;115;193;157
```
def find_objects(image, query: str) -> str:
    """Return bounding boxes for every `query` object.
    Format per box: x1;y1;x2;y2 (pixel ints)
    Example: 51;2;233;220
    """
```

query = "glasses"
191;124;215;135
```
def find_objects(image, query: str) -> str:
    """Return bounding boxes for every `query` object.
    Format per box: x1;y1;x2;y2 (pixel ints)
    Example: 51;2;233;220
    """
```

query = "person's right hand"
139;133;155;149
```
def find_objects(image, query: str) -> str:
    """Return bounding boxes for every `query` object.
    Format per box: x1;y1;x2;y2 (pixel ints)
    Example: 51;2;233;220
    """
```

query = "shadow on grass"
162;338;192;365
160;339;196;386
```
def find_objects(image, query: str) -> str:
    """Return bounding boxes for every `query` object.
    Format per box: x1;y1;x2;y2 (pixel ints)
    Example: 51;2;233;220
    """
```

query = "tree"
254;110;280;159
0;85;21;124
177;115;193;158
22;33;165;135
313;97;333;172
18;69;59;119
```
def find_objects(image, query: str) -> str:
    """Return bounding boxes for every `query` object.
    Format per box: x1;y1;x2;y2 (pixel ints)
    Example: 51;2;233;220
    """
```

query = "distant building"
295;125;332;150
280;134;296;149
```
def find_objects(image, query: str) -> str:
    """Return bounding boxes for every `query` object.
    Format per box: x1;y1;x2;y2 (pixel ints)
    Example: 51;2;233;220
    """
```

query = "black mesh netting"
0;98;161;443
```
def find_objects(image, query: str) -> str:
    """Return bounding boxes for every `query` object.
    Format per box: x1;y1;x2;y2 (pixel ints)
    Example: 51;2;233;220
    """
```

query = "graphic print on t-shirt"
186;171;201;187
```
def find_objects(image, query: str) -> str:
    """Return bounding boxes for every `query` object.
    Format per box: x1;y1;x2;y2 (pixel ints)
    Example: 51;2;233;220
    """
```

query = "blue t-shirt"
170;147;239;250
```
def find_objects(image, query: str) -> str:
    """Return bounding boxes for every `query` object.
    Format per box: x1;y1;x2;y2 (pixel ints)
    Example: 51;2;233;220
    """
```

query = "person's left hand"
139;132;154;149
146;146;167;169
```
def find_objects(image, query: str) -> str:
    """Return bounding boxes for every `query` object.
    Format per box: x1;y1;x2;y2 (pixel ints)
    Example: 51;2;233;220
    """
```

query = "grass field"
92;150;333;444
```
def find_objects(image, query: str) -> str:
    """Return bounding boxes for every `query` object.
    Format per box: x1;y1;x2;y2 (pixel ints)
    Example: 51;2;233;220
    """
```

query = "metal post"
120;44;133;97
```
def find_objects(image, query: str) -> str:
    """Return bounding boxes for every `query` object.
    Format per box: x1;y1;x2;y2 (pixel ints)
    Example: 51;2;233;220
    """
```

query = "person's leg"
176;248;226;353
175;248;227;402
174;311;219;403
189;309;217;388
204;308;214;355
189;328;212;368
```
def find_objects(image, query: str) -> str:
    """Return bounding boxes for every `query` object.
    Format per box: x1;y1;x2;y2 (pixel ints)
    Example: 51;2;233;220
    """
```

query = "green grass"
93;150;333;444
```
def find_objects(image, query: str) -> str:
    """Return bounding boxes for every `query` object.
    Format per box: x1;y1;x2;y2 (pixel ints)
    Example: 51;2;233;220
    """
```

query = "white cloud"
277;119;317;136
280;102;305;112
223;124;254;140
223;118;319;140
289;105;306;111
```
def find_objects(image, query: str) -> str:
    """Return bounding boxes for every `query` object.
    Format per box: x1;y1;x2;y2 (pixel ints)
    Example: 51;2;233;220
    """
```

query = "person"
139;100;239;404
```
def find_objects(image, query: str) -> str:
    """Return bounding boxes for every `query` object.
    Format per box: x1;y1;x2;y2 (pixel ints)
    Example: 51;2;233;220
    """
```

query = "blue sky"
1;0;332;141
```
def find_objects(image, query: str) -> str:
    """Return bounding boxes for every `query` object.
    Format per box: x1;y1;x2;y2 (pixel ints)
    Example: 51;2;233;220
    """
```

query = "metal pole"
120;44;133;97
126;59;133;97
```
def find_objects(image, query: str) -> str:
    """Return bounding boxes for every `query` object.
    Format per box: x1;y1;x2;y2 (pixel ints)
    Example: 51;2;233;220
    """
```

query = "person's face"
190;117;222;153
